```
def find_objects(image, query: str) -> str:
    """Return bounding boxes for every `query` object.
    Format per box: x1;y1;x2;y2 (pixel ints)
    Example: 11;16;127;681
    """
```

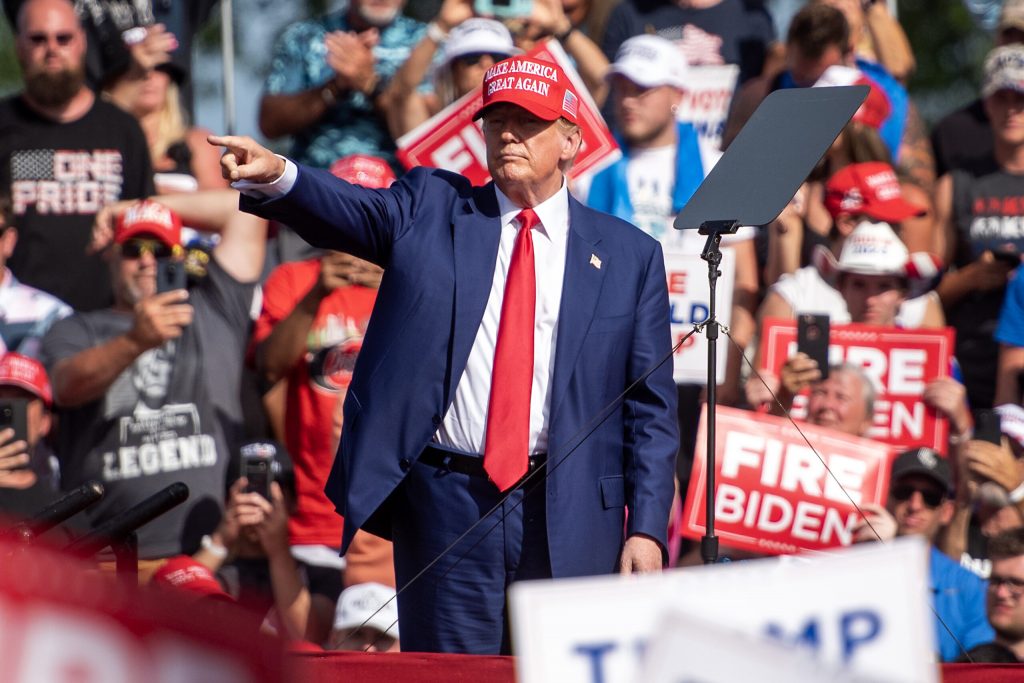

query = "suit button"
432;414;442;426
399;457;412;472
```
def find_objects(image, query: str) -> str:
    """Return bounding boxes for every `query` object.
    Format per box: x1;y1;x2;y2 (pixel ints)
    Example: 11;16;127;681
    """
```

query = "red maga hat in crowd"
151;555;232;601
824;162;925;224
813;65;891;130
474;56;580;124
0;353;51;406
329;154;397;189
115;200;183;248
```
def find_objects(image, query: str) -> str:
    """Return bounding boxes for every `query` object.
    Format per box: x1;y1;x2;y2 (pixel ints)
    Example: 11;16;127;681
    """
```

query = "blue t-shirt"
996;271;1024;347
930;545;994;662
264;11;426;169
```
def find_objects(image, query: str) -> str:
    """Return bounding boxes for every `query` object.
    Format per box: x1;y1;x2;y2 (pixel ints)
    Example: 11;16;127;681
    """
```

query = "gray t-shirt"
40;258;255;559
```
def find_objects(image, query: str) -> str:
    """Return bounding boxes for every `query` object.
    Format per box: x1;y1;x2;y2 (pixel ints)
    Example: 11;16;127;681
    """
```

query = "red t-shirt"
253;259;377;546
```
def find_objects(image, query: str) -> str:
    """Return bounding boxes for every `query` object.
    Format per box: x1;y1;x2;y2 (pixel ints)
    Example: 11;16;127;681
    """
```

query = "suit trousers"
390;450;551;654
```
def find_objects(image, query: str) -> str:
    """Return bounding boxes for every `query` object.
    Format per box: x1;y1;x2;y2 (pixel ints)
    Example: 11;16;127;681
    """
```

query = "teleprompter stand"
673;86;869;564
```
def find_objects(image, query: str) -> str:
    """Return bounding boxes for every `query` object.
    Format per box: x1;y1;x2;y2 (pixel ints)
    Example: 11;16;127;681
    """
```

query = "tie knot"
517;208;540;232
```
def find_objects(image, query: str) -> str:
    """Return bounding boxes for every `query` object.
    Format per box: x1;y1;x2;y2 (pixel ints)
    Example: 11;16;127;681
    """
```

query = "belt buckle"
441;454;454;474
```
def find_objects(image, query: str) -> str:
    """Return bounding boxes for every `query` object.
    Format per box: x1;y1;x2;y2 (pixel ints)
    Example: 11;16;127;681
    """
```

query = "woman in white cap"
383;2;520;138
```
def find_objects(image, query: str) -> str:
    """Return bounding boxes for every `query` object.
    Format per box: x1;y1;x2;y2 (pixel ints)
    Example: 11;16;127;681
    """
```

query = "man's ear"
561;126;583;163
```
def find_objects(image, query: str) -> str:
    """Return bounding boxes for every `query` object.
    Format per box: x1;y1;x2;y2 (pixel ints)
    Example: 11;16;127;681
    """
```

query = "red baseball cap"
0;353;52;406
151;555;231;601
824;162;925;223
813;65;890;130
115;200;183;248
329;154;397;189
474;56;580;124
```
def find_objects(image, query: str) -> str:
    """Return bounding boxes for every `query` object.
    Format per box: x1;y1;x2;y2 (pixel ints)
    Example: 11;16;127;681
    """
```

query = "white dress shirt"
435;184;569;456
234;160;570;455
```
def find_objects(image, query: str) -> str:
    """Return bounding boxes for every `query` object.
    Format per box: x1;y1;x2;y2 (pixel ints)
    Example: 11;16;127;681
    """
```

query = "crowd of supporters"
4;0;1024;664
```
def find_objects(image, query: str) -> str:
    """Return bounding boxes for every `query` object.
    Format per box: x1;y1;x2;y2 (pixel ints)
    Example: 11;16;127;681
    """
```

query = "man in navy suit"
210;55;678;654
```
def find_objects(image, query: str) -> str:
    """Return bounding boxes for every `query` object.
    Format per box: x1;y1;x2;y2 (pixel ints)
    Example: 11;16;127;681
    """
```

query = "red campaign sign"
759;319;956;454
682;406;896;555
0;541;284;682
396;39;619;184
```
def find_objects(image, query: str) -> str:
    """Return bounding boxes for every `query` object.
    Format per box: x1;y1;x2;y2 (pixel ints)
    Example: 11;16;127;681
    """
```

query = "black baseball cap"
890;447;952;493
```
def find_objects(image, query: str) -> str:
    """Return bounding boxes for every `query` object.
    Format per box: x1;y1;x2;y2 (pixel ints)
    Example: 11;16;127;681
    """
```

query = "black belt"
419;446;546;478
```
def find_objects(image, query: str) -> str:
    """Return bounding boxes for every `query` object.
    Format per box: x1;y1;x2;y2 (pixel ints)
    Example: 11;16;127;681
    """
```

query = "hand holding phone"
0;399;30;473
797;313;830;381
241;442;277;501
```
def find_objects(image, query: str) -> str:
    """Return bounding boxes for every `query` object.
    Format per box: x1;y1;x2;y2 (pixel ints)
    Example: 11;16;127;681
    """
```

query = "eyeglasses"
455;52;507;67
989;574;1024;598
890;484;945;508
26;32;75;47
118;238;174;260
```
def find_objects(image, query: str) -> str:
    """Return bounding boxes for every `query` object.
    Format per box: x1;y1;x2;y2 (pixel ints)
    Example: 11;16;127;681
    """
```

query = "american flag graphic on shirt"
9;148;124;215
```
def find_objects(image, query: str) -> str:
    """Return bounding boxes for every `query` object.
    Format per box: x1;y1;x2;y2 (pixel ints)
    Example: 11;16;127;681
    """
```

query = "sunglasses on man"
26;32;75;47
118;238;176;260
890;484;945;508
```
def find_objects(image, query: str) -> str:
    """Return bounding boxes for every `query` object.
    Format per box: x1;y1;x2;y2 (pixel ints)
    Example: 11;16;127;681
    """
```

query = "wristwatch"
1009;481;1024;505
201;534;228;559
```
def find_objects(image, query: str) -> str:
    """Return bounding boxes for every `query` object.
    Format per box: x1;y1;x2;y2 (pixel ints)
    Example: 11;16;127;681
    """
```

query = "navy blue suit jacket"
242;165;678;578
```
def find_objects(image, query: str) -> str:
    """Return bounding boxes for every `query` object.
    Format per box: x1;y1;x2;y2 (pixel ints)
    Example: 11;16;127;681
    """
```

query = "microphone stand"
699;219;739;565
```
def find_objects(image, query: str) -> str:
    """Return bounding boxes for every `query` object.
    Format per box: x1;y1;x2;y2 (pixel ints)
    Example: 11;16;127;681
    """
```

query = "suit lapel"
448;184;502;403
550;197;607;417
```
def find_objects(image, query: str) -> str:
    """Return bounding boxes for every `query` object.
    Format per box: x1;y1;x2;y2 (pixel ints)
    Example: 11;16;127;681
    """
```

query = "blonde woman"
106;64;228;194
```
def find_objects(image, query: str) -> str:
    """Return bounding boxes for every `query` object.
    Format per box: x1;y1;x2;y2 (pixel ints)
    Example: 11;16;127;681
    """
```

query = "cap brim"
116;223;179;248
0;378;49;405
606;64;682;90
892;465;950;491
861;198;927;224
472;98;564;122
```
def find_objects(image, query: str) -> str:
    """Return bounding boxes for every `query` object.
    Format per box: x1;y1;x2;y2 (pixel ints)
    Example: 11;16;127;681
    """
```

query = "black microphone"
20;481;105;538
65;482;189;558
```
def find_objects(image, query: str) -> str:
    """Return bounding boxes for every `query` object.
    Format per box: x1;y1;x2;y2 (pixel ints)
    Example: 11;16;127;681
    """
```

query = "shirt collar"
494;180;570;242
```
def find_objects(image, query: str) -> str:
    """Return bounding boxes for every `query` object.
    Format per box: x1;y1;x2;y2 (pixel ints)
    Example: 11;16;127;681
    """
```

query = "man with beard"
258;0;425;172
0;0;153;311
40;195;265;577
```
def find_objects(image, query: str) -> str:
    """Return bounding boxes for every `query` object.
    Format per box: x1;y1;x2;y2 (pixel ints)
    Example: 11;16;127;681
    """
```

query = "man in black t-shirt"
601;0;776;85
932;1;1024;177
0;0;154;311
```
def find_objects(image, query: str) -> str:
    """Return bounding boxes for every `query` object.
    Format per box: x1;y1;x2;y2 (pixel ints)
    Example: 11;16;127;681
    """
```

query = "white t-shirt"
770;265;931;327
627;145;677;241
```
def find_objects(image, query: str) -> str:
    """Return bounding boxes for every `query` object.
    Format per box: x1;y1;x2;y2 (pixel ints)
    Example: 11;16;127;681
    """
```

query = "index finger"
207;134;252;152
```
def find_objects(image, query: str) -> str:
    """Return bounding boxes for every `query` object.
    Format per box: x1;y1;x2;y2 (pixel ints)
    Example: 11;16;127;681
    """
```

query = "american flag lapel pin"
590;254;602;269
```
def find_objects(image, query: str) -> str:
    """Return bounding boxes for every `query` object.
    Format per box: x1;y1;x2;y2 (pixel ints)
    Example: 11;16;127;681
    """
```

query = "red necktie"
483;208;539;491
